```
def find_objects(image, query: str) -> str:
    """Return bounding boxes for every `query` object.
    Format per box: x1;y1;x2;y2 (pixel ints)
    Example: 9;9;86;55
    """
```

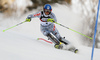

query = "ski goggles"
44;9;51;13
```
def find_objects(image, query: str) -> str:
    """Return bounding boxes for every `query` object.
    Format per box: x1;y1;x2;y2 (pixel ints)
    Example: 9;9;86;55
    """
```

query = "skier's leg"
47;33;63;49
40;25;63;49
52;27;69;45
47;33;60;45
52;27;78;52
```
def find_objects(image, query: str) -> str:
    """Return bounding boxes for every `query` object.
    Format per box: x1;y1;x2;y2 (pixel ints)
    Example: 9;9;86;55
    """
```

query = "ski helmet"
43;4;52;13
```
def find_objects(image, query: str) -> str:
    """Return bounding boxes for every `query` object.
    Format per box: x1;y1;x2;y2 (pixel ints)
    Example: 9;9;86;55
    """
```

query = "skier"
26;4;78;53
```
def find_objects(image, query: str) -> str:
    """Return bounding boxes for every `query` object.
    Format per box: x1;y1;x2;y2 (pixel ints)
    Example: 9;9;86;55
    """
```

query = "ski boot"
74;49;78;53
54;42;63;49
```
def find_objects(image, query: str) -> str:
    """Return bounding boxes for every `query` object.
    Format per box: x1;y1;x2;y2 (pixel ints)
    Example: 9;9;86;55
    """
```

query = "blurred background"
0;0;100;48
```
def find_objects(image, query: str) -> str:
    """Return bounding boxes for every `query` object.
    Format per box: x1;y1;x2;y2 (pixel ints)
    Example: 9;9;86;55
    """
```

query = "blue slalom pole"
91;0;100;60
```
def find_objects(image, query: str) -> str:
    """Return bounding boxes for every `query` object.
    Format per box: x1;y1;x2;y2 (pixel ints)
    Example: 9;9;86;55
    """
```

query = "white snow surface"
0;4;100;60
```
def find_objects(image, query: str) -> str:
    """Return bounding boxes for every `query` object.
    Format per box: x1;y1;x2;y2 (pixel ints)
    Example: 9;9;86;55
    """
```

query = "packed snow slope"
0;4;100;60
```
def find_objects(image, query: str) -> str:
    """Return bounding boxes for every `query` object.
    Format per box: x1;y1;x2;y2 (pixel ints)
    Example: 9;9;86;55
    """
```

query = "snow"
0;3;100;60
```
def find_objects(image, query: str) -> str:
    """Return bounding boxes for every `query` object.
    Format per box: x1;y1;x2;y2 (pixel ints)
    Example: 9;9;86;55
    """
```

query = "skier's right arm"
26;12;41;22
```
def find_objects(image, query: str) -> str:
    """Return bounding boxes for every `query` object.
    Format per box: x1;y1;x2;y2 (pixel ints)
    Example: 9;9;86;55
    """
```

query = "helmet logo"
47;6;50;9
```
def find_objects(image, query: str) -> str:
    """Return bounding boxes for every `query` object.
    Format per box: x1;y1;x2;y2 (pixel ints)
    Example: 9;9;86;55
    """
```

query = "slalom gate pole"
91;0;100;60
37;38;53;44
3;21;26;32
54;22;93;40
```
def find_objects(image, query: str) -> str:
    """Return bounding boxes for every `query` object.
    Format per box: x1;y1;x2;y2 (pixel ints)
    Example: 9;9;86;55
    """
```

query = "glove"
47;18;55;23
26;18;31;22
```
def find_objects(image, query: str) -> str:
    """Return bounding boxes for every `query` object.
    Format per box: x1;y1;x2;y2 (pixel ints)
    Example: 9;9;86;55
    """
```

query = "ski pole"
3;21;26;32
54;22;93;40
